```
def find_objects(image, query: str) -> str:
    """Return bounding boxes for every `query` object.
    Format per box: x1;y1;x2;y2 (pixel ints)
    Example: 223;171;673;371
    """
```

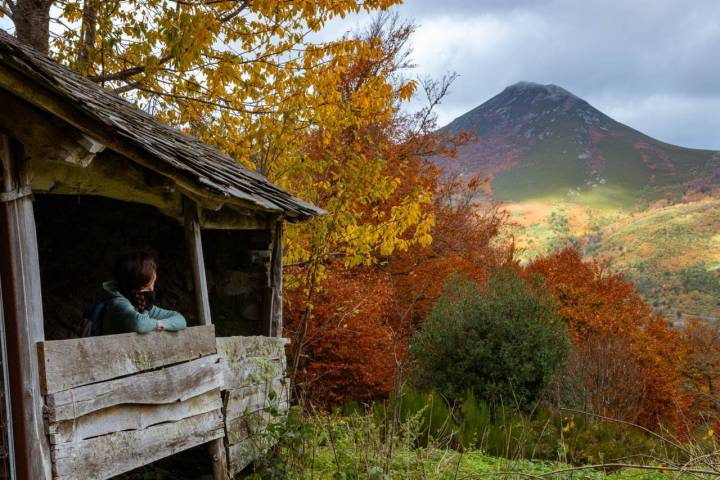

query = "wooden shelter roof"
0;31;324;220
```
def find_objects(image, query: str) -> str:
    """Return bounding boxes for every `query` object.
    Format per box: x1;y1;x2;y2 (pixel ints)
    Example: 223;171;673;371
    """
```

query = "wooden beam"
217;336;289;360
0;89;105;168
270;219;284;337
183;196;228;480
0;135;52;479
184;197;212;326
0;269;17;479
51;410;225;480
222;357;287;391
37;325;216;394
45;354;222;422
199;206;270;230
48;389;222;445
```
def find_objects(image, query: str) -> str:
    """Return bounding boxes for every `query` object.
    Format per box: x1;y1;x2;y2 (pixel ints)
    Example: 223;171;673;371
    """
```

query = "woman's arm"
148;306;187;331
104;297;157;333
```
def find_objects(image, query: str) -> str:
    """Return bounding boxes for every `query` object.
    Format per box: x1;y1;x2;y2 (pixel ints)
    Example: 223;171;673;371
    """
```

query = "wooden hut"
0;30;324;480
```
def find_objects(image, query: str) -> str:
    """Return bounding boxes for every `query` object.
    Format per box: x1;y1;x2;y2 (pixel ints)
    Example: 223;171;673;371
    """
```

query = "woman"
101;251;187;334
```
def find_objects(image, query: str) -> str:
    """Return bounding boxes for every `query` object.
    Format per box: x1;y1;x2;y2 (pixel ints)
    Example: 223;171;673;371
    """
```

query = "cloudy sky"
327;0;720;150
2;1;717;149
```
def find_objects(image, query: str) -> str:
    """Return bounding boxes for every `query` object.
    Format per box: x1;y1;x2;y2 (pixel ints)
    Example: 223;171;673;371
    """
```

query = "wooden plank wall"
217;336;290;475
37;325;224;480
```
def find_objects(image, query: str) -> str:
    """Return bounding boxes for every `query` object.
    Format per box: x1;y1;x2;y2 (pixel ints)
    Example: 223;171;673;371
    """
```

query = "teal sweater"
101;281;187;334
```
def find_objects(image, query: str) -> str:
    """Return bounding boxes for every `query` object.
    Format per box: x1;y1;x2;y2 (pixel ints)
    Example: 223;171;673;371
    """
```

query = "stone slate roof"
0;30;324;220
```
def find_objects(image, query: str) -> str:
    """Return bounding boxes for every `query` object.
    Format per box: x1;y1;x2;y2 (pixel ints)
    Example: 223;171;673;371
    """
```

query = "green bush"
408;271;570;409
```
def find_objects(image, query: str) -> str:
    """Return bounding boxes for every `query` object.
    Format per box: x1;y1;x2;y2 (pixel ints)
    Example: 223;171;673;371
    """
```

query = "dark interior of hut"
33;194;271;340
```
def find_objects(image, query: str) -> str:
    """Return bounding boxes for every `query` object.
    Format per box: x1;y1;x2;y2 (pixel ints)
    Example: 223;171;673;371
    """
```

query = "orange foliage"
389;175;514;322
526;247;690;429
681;319;720;422
285;266;404;406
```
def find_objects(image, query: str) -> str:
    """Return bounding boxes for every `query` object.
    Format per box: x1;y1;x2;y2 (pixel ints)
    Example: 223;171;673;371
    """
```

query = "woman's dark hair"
114;251;157;295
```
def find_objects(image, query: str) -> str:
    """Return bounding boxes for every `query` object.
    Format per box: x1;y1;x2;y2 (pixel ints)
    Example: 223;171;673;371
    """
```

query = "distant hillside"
585;198;720;322
439;82;720;207
438;82;720;319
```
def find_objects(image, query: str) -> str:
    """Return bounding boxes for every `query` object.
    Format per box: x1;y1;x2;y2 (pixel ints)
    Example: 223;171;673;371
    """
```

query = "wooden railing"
37;325;223;480
217;336;290;475
36;327;291;479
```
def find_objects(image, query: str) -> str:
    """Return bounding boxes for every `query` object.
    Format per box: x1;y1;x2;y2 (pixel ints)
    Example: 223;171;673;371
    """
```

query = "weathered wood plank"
38;324;216;394
48;389;221;444
51;410;224;480
217;335;289;361
270;219;284;337
222;356;287;391
226;403;290;446
184;197;212;326
225;378;289;422
45;354;221;422
228;434;275;475
0;134;52;479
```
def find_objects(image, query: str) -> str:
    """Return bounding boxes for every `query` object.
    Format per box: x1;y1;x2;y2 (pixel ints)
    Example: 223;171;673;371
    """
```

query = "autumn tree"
1;1;406;181
282;15;458;387
285;266;403;406
682;319;720;422
388;174;513;323
527;247;689;429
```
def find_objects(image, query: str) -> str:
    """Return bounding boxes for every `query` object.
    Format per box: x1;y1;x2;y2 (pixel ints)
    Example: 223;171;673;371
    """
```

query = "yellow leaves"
46;0;433;296
398;80;417;101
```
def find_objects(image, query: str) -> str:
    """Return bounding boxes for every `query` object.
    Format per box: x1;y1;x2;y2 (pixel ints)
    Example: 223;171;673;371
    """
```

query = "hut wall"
203;229;272;337
38;326;223;480
33;194;272;339
216;336;290;475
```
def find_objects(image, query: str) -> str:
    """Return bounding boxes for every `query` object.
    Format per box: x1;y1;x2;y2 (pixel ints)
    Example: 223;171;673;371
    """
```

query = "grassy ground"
249;444;691;479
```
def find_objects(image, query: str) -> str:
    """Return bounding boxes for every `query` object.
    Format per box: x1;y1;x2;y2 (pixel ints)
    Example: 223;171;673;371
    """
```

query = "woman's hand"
155;320;165;331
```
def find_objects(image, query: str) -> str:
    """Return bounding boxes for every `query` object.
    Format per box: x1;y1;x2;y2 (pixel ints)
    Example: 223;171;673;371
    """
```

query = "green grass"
290;448;682;479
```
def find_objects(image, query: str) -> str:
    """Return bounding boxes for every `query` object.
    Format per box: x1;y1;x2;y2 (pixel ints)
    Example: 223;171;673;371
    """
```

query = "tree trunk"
76;0;98;73
13;0;53;54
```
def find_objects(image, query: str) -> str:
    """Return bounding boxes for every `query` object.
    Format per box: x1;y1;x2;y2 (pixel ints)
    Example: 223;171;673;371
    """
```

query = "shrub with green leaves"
408;271;570;408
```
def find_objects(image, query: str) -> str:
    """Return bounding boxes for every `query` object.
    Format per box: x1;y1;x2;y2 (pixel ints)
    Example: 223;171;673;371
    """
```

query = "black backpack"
79;301;106;337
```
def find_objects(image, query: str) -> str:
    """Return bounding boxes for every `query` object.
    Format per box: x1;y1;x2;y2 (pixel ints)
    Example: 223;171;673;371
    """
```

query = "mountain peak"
435;82;718;205
441;81;600;139
503;81;575;101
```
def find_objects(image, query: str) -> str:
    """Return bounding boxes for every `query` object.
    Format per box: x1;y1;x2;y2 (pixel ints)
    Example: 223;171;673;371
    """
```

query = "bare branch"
88;55;173;83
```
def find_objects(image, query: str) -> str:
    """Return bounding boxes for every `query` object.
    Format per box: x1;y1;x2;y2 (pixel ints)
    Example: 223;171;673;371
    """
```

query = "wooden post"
270;219;284;338
184;197;212;325
183;197;228;480
0;135;52;479
0;276;17;479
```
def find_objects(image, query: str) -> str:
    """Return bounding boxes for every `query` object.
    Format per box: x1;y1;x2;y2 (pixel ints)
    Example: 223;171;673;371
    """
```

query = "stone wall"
34;194;271;339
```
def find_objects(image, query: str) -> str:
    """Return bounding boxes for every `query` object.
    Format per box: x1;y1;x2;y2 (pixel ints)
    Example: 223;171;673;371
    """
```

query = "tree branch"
88;54;173;83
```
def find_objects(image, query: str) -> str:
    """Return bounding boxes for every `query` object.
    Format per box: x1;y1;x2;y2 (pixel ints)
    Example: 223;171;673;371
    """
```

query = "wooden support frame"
270;218;284;338
0;134;52;479
184;197;229;480
0;274;17;479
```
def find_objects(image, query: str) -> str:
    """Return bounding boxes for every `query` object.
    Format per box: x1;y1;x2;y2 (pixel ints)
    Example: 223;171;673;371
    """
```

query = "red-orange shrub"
285;266;404;406
527;247;690;429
